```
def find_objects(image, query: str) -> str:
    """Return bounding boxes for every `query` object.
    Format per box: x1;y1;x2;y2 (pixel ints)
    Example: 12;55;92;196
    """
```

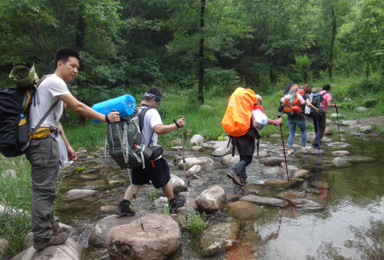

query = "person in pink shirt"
312;84;338;147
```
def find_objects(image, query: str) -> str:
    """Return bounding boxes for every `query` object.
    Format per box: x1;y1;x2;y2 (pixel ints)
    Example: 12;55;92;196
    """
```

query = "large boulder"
190;134;205;145
291;169;312;179
261;167;286;178
186;164;202;177
200;222;240;257
11;238;83;260
260;157;294;166
177;157;214;170
220;154;239;166
195;186;227;213
106;214;181;260
89;214;142;248
170;174;187;194
212;146;231;157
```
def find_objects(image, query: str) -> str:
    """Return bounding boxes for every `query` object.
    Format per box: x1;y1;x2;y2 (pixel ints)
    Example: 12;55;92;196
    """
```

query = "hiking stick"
179;116;188;220
316;113;321;157
335;104;340;141
112;110;144;231
277;115;289;181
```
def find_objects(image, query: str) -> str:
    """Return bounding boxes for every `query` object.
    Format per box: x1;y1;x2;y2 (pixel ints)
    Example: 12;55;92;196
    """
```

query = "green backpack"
106;107;152;169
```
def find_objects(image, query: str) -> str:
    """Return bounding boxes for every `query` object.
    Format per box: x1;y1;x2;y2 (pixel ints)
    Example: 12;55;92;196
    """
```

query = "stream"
56;132;384;260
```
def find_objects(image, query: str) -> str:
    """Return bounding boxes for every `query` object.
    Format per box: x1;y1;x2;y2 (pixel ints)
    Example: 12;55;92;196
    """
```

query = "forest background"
0;0;384;149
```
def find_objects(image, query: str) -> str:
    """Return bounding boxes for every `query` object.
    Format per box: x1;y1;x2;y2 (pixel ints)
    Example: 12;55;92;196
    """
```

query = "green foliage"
292;54;313;83
149;188;160;201
179;210;209;234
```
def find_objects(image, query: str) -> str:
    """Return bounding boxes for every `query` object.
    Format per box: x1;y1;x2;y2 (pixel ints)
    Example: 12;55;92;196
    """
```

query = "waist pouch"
30;127;57;139
149;145;163;160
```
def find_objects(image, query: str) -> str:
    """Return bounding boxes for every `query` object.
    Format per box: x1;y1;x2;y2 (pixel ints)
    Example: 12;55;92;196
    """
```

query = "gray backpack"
106;107;152;169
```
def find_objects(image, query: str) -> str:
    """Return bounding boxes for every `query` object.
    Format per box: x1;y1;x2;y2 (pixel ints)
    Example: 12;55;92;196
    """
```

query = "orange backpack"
221;87;258;137
282;85;305;114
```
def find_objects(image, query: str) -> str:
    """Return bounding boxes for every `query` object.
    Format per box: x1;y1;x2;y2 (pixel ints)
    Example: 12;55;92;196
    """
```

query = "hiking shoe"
287;149;294;155
241;178;248;185
116;200;135;217
33;232;69;250
226;171;244;186
169;197;185;213
52;225;70;235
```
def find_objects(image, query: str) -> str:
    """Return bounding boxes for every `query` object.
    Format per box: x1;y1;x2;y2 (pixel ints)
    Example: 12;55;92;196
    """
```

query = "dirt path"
356;116;384;127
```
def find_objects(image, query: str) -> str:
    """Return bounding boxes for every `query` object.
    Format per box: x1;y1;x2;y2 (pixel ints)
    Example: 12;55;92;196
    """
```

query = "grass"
0;154;66;254
179;209;209;234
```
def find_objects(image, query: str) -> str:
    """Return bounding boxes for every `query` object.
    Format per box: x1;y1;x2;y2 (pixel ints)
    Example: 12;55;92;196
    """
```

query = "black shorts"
131;157;170;188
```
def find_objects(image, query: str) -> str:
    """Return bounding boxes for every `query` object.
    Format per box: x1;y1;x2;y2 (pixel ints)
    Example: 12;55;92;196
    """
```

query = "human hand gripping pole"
277;115;289;181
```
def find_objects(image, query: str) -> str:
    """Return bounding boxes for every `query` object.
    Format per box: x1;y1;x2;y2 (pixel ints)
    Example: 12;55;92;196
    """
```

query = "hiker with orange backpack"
222;88;282;186
281;83;318;155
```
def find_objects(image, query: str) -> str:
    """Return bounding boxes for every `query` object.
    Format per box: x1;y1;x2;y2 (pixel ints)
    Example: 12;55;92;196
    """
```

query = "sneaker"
169;197;185;213
287;149;294;155
52;225;70;235
116;200;135;217
33;232;69;250
226;171;244;186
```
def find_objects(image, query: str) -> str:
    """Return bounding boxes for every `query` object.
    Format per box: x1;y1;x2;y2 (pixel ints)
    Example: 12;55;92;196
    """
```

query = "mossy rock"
73;166;86;172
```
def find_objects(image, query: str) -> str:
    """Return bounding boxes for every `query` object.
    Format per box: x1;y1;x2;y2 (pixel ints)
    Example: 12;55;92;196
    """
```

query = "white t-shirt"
138;107;163;147
29;74;70;129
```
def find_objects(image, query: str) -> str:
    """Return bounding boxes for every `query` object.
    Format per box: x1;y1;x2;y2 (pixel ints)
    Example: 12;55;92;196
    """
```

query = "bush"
179;210;209;234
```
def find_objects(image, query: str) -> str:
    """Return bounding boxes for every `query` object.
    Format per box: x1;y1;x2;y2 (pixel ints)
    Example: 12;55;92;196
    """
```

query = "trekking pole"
112;109;144;231
277;115;289;181
316;113;321;157
335;104;340;141
179;116;188;221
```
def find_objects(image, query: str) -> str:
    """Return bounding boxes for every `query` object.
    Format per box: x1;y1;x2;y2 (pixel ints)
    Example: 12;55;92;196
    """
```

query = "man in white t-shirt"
25;48;120;250
116;87;186;217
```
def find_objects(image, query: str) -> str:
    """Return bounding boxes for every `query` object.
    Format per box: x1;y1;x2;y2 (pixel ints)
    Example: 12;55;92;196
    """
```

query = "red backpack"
282;85;305;114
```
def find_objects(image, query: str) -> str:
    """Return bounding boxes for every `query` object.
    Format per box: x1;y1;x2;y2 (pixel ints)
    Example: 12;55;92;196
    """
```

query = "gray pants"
25;136;59;240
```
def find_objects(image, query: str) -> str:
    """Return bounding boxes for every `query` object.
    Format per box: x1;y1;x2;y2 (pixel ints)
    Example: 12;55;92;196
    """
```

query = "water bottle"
92;94;136;123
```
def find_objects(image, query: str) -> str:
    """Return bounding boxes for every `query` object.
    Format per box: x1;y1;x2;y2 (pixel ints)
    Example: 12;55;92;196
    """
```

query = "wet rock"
190;134;205;145
357;107;369;112
195;186;227;213
341;120;358;126
343;155;376;163
200;222;240;257
326;142;350;148
324;128;333;135
299;147;325;155
12;238;83;260
240;195;289;208
332;157;351;167
260;157;294;166
108;180;121;185
100;205;116;213
76;147;88;159
106;214;181;260
330;113;340;118
62;189;98;201
201;141;217;149
226;201;263;221
151;197;168;208
177;157;214;170
291;169;312;179
307;132;316;142
89;214;142;248
1;169;17;178
322;137;333;143
241;183;273;197
191;145;204;152
80;174;98;180
331;150;350;156
221;154;239;166
276;191;326;211
171;146;183;151
263;179;296;188
261;167;286;177
212;146;231;157
280;163;298;171
170;174;187;194
186;164;202;177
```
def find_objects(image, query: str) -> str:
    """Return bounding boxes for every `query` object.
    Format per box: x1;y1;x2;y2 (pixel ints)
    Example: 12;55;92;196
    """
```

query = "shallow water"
57;133;384;260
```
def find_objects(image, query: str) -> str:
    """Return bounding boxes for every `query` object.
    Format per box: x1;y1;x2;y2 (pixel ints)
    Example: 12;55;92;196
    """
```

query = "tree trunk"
76;15;87;125
328;8;336;80
366;61;370;79
197;0;205;105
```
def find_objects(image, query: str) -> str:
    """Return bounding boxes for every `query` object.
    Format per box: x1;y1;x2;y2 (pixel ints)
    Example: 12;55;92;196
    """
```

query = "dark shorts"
131;157;170;188
233;136;255;157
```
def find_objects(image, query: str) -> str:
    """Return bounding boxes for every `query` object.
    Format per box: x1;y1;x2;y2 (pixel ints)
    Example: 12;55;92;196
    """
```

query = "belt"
30;127;59;140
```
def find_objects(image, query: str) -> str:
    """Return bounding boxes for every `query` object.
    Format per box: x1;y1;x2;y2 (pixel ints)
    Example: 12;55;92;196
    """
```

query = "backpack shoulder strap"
138;106;155;146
